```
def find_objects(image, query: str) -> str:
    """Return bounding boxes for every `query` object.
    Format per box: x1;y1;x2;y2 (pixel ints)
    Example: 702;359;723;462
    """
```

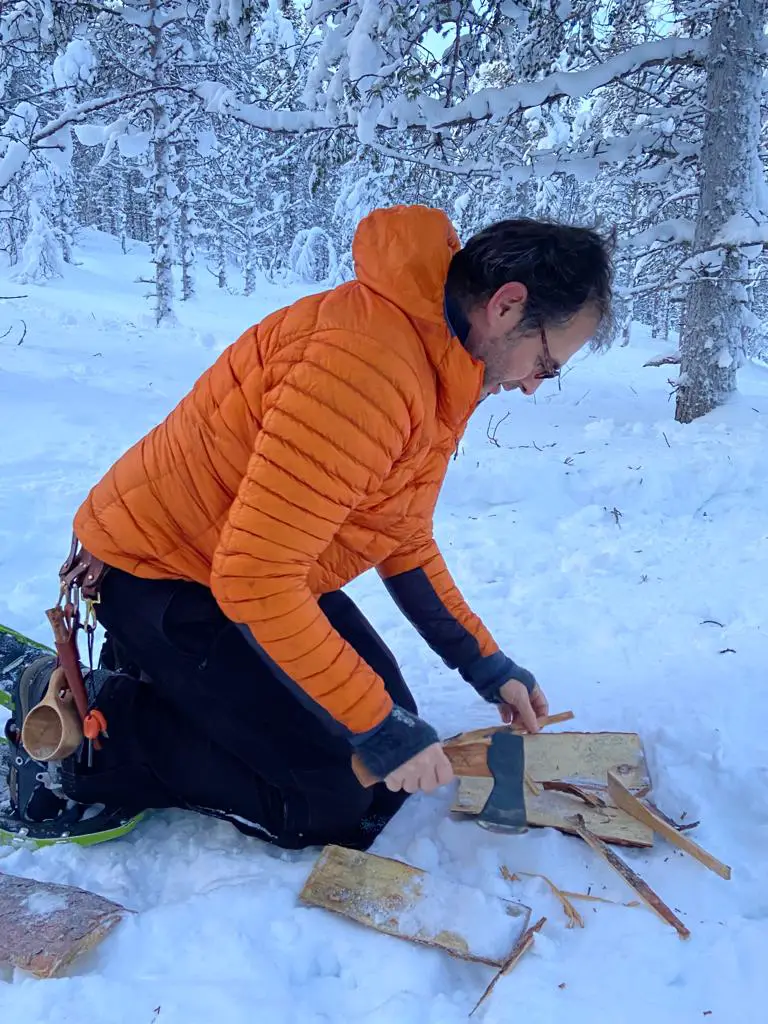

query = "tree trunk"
178;153;196;302
55;180;75;264
149;2;175;325
151;106;175;324
118;173;129;254
216;228;227;290
243;228;256;296
675;0;765;423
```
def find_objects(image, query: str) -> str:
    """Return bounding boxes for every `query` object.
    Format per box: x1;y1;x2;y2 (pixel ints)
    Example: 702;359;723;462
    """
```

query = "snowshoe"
0;622;54;710
0;624;144;849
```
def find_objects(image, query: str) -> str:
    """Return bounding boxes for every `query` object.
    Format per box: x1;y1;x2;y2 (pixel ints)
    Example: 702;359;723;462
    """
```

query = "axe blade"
476;730;528;834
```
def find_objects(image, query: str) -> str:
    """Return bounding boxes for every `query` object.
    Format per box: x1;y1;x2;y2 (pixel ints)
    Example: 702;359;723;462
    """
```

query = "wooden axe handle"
351;711;575;788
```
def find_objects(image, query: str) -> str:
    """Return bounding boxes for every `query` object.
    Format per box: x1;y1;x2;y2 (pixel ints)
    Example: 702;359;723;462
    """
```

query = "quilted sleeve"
210;333;414;738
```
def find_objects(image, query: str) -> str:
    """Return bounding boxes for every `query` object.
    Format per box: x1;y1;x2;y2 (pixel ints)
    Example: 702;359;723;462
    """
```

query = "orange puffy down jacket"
74;205;518;744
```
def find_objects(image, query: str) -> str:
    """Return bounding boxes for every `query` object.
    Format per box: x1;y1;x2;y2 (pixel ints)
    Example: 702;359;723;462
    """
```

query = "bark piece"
541;780;605;806
299;845;531;967
0;870;127;978
606;770;731;880
570;815;690;940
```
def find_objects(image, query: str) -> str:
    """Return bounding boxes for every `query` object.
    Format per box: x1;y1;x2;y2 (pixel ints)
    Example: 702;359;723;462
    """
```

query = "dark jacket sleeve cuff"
350;707;439;779
461;650;537;703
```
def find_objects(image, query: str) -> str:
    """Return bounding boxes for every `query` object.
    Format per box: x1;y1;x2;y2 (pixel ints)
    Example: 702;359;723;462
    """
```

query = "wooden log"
606;770;731;880
0;871;127;978
570;814;691;940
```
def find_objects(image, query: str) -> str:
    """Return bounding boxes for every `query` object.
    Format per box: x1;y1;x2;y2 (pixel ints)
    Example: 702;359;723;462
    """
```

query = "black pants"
62;567;415;850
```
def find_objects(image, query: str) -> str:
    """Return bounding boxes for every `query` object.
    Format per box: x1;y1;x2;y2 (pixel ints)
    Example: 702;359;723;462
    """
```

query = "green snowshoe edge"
0;622;54;653
0;806;146;849
0;623;56;711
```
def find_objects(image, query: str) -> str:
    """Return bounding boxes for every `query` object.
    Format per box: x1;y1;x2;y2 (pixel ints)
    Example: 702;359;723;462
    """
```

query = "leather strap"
44;533;110;743
59;538;107;602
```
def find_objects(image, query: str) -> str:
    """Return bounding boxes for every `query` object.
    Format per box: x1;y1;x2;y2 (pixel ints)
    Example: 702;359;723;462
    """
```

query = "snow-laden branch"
16;34;708;162
389;37;709;131
622;219;696;248
196;82;333;133
197;37;709;137
30;87;195;146
713;213;768;247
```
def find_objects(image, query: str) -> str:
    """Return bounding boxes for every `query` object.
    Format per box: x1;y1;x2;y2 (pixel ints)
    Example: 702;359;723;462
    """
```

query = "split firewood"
445;711;576;748
469;916;547;1017
606;770;731;880
0;871;128;978
570;814;690;940
501;866;584;929
299;845;531;967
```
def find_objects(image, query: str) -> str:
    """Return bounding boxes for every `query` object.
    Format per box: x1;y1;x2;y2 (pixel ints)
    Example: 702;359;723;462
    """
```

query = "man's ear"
487;281;527;323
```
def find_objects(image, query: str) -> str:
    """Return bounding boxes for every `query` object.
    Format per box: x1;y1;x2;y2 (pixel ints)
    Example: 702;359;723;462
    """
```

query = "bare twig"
486;412;509;447
501;866;583;929
561;891;640;908
469;917;546;1017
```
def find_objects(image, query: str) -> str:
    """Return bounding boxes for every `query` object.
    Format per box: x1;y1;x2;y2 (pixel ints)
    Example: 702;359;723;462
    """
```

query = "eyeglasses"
534;326;561;388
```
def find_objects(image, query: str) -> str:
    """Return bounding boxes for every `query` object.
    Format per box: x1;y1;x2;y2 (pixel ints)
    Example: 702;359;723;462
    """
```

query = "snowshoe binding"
0;626;144;848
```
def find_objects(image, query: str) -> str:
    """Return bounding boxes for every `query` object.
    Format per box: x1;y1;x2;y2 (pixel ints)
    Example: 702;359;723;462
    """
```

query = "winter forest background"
2;0;767;424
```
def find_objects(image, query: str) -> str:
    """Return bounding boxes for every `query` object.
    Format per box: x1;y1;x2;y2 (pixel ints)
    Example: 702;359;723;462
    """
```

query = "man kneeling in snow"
6;205;613;849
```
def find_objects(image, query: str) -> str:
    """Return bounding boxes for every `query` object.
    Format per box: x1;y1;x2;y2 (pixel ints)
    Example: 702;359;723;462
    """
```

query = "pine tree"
674;0;767;423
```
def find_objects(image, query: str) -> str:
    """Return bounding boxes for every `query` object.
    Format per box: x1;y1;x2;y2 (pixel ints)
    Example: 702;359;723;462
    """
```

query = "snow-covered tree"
3;0;765;417
673;0;767;423
227;0;764;423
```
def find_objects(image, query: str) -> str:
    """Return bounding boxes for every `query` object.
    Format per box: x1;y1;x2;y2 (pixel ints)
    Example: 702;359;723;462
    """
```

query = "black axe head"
477;730;528;834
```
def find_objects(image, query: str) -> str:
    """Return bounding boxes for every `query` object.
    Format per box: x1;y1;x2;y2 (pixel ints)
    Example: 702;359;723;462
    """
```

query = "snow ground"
1;231;767;1023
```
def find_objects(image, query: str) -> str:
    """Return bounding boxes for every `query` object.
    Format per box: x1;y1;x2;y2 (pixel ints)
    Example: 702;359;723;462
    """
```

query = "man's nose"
518;375;543;396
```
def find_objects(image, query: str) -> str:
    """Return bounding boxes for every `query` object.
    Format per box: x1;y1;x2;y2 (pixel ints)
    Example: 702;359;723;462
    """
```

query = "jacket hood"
352;204;483;428
352;205;461;325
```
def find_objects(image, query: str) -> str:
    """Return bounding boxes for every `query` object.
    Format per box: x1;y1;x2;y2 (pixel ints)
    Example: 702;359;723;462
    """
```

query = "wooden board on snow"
450;730;654;847
299;845;531;967
525;732;651;795
0;870;127;978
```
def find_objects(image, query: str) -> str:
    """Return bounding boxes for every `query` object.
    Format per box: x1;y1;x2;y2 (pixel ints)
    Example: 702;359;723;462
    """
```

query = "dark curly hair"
446;218;616;348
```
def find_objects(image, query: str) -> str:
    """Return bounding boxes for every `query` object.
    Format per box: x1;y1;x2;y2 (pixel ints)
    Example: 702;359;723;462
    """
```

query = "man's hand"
384;742;454;794
498;679;549;733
